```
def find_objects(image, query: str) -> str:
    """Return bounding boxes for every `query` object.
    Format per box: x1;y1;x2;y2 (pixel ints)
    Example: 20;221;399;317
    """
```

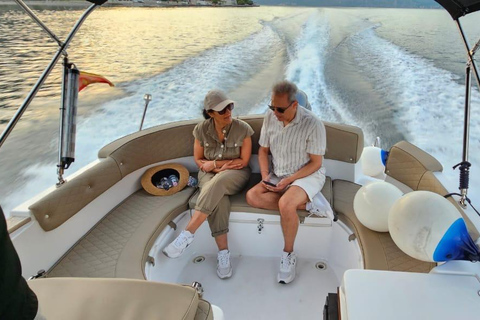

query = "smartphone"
263;173;280;187
263;180;277;187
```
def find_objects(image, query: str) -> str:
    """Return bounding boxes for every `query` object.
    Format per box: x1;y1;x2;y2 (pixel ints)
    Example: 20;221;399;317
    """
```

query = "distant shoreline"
0;1;259;8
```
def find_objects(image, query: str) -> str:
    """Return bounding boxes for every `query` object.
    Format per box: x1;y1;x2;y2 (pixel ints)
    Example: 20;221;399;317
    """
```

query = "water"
0;6;479;217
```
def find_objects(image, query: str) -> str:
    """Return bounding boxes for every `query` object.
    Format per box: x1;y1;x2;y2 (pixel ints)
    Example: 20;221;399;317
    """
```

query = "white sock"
183;230;194;238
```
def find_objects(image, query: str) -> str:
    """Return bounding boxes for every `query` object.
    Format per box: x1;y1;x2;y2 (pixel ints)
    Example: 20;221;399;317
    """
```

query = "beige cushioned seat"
333;179;435;272
189;174;333;217
49;187;197;280
29;278;209;320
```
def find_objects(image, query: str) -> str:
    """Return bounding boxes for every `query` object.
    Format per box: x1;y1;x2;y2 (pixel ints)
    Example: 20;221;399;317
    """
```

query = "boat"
1;0;480;319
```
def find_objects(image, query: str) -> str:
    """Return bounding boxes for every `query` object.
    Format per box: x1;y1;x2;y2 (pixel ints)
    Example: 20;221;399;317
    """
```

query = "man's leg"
246;182;282;210
278;186;309;252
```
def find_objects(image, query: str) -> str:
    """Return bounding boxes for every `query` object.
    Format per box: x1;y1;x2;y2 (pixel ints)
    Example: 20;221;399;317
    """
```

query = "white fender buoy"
361;146;388;177
353;181;403;232
389;191;479;262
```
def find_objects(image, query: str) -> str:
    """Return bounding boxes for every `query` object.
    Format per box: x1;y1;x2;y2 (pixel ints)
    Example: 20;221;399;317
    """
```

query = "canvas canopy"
436;0;480;19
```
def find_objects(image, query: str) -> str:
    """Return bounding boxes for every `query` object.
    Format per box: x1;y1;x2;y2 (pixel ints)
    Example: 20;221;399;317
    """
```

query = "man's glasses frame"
268;101;295;114
216;103;234;115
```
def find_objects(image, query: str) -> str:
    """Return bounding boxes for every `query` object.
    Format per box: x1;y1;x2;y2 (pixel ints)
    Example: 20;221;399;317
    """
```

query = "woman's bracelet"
213;160;217;169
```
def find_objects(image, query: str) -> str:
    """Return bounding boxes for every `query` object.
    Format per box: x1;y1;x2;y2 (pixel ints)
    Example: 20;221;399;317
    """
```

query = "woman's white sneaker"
163;230;194;258
277;251;297;284
217;249;232;279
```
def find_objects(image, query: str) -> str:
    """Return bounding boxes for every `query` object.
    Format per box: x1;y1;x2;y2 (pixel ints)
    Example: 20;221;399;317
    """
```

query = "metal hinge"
348;234;357;242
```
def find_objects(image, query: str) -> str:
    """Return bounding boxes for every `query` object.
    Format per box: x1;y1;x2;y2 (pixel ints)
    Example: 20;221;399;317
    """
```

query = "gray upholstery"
99;116;364;176
385;141;443;190
332;179;435;273
29;278;206;320
29;116;363;232
29;157;122;231
189;174;333;217
386;142;479;239
48;187;196;279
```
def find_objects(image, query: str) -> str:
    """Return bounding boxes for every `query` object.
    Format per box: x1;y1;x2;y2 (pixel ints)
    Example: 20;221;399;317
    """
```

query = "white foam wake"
349;27;480;199
4;24;285;216
284;11;360;128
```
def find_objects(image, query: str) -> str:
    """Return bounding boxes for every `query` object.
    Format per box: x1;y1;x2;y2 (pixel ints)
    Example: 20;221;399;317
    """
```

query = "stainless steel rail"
454;20;480;207
0;2;99;150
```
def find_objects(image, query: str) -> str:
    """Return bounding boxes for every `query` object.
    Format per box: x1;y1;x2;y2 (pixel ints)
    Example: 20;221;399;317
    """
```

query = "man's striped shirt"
259;106;326;178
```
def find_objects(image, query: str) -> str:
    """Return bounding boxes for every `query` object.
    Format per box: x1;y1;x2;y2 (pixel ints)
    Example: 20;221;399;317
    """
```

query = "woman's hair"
202;109;211;119
273;80;298;103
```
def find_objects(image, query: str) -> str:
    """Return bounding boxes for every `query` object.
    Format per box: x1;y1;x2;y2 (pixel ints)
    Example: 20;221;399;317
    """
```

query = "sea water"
0;6;479;217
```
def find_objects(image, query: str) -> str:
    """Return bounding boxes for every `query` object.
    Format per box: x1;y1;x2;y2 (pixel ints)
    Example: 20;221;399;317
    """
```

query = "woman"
163;90;253;279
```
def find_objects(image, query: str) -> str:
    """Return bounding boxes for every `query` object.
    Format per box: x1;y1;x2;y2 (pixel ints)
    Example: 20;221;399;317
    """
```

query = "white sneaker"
306;192;335;220
277;251;297;284
217;249;233;279
163;230;194;258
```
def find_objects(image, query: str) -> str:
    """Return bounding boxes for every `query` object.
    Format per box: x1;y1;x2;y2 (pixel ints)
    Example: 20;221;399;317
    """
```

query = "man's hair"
272;80;298;102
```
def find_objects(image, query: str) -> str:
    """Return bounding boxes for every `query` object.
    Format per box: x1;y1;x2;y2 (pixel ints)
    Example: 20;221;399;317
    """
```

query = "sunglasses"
216;103;234;115
268;101;294;114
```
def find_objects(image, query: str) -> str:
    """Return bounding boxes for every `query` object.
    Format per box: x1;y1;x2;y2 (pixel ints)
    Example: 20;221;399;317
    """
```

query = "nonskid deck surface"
172;254;338;320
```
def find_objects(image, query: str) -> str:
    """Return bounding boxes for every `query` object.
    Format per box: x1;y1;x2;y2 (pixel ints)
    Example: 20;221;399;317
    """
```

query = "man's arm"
285;153;322;183
258;146;270;181
268;153;322;192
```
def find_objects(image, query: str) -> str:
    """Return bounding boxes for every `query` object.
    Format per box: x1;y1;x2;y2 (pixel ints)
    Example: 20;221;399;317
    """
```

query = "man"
246;80;326;284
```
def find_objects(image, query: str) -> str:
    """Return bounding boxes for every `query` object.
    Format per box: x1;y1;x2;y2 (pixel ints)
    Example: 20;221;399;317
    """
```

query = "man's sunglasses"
268;101;294;114
217;103;234;115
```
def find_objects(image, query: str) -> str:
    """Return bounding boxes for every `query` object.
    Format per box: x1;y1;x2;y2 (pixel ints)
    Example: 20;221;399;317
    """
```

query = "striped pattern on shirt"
258;106;326;177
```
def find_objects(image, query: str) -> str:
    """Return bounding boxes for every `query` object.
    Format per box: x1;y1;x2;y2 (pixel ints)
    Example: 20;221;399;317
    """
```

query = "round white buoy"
353;181;403;232
361;146;387;177
388;191;463;262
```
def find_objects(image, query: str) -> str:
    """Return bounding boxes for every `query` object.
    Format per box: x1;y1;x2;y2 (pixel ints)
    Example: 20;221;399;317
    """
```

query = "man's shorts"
290;167;326;202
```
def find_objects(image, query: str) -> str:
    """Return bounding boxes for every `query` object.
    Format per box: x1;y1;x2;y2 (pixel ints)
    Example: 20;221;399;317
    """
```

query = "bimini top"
436;0;480;20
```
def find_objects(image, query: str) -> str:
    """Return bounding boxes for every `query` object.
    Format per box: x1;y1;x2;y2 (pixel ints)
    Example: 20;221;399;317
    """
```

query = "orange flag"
78;71;114;92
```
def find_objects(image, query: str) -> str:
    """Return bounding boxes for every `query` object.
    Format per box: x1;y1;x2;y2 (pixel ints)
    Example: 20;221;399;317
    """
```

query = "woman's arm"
208;136;253;173
194;139;206;170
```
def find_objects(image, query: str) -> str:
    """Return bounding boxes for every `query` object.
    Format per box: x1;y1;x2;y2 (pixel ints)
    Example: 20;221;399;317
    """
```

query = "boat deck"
169;254;337;320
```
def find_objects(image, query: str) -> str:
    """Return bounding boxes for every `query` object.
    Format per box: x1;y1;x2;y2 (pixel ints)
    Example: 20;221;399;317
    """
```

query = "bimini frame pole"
0;1;99;150
454;19;480;207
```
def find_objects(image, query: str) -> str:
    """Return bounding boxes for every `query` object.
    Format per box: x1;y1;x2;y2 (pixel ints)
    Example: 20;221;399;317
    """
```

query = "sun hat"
204;90;235;112
141;163;190;196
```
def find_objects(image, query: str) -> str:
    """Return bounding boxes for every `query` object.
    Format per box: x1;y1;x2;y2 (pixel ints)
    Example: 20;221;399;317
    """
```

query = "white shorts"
290;168;326;201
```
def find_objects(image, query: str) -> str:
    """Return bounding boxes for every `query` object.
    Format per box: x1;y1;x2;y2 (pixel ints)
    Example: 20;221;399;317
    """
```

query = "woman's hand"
200;160;216;173
219;160;243;172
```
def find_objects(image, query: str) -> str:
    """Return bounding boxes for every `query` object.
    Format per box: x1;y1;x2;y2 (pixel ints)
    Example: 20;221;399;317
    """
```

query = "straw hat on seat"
141;163;189;196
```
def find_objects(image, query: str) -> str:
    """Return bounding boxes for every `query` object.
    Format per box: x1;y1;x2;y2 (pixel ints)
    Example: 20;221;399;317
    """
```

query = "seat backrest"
30;116;363;231
385;141;479;239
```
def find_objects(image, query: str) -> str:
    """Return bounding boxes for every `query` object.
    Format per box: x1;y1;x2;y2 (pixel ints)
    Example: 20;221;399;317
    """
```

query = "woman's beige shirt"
193;118;254;161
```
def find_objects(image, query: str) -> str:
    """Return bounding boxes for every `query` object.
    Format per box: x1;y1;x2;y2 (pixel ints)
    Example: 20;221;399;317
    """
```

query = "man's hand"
262;177;291;193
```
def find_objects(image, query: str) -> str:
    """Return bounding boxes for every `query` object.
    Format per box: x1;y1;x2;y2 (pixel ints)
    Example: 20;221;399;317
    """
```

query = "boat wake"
348;26;480;196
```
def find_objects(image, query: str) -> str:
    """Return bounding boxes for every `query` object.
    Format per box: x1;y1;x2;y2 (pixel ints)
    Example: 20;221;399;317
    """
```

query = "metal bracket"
348;234;357;242
147;256;155;267
28;269;46;280
191;281;204;298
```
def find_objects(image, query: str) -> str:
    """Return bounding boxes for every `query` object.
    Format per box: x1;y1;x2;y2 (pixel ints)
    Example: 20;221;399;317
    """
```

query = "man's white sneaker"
217;249;233;279
277;251;297;284
306;192;335;220
163;230;194;258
